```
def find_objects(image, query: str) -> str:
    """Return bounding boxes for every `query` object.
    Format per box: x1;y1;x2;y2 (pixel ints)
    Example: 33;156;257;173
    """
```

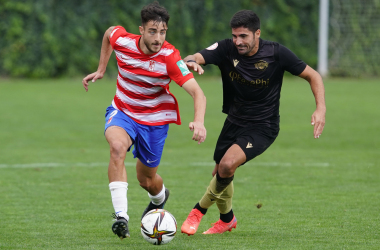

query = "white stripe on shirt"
115;50;167;74
118;66;170;86
116;88;175;107
115;37;141;54
121;108;177;123
150;48;174;58
117;76;162;95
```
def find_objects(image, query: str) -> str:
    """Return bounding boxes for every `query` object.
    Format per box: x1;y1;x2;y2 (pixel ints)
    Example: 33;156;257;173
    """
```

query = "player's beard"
143;39;162;54
237;40;256;56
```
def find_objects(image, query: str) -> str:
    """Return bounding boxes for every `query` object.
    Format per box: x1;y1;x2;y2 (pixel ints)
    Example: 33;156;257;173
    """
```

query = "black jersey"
199;38;306;131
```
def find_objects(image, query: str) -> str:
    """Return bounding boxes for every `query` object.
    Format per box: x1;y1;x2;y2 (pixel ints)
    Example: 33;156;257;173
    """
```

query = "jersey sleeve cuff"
176;73;194;87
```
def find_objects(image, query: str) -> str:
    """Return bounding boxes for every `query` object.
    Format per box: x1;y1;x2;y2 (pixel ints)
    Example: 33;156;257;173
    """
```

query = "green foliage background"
328;0;380;77
0;0;320;77
2;0;379;78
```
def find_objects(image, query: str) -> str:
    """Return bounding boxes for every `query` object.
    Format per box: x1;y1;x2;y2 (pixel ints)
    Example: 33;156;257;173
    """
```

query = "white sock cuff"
148;184;165;199
109;181;128;191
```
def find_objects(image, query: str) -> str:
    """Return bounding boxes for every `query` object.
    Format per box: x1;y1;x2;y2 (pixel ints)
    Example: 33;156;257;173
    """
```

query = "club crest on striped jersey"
176;60;190;76
149;60;155;71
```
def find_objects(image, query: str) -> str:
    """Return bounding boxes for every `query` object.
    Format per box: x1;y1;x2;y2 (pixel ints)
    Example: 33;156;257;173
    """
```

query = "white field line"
0;161;342;169
0;162;374;169
188;162;332;167
0;162;112;169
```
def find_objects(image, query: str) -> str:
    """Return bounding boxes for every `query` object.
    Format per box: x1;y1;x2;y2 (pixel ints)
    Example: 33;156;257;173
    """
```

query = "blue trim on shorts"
104;105;168;167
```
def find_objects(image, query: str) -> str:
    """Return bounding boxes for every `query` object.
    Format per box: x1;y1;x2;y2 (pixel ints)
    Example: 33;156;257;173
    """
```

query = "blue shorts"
104;106;169;168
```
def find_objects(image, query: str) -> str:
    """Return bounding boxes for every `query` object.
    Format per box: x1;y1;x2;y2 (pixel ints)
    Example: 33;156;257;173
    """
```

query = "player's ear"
139;25;144;35
255;29;261;38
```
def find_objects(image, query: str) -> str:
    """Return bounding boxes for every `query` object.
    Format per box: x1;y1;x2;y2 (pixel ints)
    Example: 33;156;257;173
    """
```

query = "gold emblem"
233;59;239;67
254;60;269;71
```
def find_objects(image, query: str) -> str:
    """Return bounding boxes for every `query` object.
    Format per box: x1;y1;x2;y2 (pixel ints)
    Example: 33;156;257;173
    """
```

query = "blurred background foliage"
0;0;319;77
0;0;378;78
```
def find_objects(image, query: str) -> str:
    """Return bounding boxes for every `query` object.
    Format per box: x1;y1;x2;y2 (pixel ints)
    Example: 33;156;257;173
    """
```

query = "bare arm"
82;26;115;91
184;53;206;75
298;65;326;139
181;78;207;144
184;53;206;65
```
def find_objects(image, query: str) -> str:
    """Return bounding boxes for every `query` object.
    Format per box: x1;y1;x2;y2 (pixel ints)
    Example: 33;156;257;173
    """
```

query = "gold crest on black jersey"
254;60;268;71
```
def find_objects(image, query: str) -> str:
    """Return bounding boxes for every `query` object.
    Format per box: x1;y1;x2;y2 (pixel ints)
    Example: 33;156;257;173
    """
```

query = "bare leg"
181;144;245;235
218;144;246;178
105;126;133;183
199;144;246;209
136;158;163;195
137;159;170;219
105;126;133;239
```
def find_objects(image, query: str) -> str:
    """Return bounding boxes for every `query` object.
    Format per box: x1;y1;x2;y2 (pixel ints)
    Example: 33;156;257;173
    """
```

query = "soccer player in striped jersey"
82;2;206;240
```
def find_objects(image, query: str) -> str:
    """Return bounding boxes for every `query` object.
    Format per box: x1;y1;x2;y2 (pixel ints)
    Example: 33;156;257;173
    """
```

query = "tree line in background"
0;0;320;77
1;0;377;78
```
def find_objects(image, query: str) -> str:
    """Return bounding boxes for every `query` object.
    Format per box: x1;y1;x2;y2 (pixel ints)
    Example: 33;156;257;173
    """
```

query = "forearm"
97;27;114;74
184;53;205;65
192;89;207;124
299;66;326;111
309;74;326;111
183;79;207;123
181;78;207;143
298;65;325;138
184;55;196;63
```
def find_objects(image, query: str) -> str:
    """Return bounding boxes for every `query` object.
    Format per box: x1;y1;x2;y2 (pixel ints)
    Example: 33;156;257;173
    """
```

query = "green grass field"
0;76;379;249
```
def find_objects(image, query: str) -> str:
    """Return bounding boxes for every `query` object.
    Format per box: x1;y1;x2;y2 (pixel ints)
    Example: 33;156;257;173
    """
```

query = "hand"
82;71;104;92
311;109;326;139
185;61;204;75
189;121;206;144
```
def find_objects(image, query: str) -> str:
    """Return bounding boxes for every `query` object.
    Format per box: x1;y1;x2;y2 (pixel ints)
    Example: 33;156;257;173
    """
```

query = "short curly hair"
141;1;170;26
230;10;260;32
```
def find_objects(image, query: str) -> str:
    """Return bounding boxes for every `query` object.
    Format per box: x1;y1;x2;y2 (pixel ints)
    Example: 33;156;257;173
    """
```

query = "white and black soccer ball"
141;209;177;245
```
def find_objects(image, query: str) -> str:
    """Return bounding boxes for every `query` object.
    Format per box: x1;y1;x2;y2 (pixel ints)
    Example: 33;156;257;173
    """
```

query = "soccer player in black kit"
180;10;326;235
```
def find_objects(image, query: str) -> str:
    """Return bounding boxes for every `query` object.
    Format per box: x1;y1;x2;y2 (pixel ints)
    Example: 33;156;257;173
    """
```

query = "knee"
109;141;128;159
218;159;236;178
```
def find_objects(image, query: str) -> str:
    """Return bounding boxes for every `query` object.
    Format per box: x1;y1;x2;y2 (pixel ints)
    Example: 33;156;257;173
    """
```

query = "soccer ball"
141;209;177;245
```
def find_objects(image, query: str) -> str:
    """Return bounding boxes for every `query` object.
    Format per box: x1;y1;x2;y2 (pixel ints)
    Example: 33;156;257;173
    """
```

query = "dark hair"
230;10;260;32
141;1;170;26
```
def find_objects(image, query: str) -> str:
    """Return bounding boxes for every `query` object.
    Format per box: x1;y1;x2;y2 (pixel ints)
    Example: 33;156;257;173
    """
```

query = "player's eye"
150;31;156;35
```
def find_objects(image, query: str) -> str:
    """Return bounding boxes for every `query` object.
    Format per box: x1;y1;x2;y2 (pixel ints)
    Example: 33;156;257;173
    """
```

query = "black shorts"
214;118;279;165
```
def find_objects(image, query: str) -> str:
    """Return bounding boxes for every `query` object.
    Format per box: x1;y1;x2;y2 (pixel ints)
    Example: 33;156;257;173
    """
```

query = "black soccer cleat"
141;188;170;220
111;214;130;239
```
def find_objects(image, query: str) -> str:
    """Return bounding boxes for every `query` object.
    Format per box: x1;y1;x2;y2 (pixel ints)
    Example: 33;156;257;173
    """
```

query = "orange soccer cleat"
202;216;237;234
181;209;204;235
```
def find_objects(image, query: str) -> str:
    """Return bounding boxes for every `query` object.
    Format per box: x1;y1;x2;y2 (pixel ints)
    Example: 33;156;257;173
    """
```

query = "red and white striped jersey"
109;26;194;126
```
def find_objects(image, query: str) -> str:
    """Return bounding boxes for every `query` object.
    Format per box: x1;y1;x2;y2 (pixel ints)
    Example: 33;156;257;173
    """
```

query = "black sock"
215;172;234;193
220;209;234;223
194;203;207;215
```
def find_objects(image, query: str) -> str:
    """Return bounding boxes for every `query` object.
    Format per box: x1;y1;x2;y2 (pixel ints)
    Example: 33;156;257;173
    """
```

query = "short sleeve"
166;49;194;86
199;39;229;66
109;26;128;49
278;44;307;75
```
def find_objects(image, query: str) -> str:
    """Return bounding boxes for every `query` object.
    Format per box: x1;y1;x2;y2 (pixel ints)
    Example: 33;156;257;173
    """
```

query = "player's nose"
235;38;243;46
